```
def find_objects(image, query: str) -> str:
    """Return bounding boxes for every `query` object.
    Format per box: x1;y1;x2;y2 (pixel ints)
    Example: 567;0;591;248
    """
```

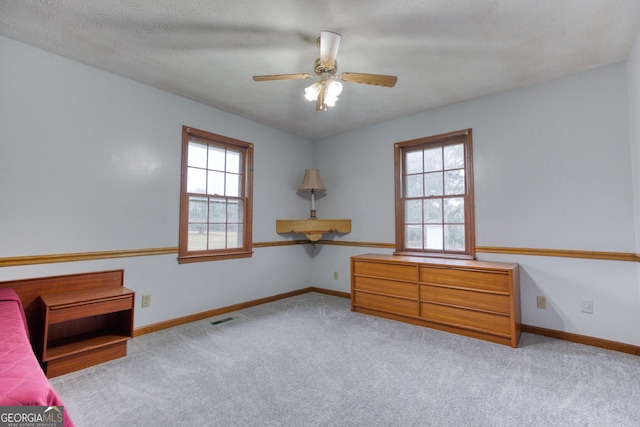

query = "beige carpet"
51;292;640;426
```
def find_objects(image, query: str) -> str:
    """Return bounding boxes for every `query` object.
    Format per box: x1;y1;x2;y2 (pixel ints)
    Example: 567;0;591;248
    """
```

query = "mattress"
0;288;74;426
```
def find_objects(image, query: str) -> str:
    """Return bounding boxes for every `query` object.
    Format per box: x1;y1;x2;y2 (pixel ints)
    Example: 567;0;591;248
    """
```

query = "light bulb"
304;82;322;101
324;80;343;107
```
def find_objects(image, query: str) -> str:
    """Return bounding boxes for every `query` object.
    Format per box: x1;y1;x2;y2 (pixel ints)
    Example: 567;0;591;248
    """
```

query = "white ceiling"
2;1;640;140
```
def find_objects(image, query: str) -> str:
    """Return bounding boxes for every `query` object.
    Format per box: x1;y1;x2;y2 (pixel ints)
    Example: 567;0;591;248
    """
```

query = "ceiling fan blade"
340;72;398;87
253;73;311;81
320;31;341;69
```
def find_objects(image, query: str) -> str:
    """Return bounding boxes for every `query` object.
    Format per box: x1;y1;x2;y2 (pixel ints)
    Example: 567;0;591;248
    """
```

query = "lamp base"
309;210;318;220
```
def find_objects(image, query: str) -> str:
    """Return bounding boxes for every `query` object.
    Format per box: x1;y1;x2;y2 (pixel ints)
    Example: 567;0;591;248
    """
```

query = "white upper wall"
314;62;634;253
1;33;633;258
628;29;640;252
0;35;312;257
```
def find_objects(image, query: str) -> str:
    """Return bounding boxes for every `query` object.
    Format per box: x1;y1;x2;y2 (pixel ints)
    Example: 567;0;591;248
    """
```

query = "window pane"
187;224;207;251
444;198;464;223
405;151;423;174
207;171;224;195
405;200;422;223
405;225;423;249
187;167;207;193
425;172;443;196
209;198;226;222
227;199;243;223
444;225;465;251
444;169;465;195
424;198;442;223
225;173;241;197
424;147;442;172
226;149;241;174
208;145;225;171
405;174;423;198
227;224;243;248
208;224;226;249
425;224;443;250
444;143;464;169
188;196;207;222
188;142;207;168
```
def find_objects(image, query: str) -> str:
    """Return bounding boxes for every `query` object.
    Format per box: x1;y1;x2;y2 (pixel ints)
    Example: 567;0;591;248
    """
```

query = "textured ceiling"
1;1;640;140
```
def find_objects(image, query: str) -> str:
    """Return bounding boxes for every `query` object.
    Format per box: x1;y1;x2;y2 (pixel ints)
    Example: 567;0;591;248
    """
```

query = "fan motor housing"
314;58;337;76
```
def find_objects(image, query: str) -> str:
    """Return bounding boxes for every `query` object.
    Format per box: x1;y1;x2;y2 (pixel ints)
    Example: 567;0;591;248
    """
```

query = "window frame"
394;128;475;259
178;126;253;263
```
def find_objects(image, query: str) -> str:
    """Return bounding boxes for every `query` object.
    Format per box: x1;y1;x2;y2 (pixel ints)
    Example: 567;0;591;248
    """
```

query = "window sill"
178;250;253;264
393;251;476;261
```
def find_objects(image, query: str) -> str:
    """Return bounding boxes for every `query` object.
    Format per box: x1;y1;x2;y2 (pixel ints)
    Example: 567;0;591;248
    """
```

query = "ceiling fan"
253;31;397;112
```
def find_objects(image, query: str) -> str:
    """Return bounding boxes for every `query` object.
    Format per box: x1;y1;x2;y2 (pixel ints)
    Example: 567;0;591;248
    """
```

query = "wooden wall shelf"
276;219;351;242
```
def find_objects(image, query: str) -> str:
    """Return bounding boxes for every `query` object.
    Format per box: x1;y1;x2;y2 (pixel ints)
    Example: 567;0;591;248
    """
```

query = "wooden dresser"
351;253;521;347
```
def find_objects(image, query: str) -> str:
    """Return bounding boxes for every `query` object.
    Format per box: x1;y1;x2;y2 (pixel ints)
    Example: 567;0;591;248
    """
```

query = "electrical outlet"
581;299;593;314
536;295;547;309
141;294;151;308
334;271;338;280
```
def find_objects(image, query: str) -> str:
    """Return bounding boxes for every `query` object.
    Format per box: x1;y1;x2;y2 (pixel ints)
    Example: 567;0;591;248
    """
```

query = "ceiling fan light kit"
253;31;397;112
305;80;343;111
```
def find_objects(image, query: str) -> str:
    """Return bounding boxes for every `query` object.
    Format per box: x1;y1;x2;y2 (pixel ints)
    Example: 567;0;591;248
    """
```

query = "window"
179;126;253;263
394;129;475;259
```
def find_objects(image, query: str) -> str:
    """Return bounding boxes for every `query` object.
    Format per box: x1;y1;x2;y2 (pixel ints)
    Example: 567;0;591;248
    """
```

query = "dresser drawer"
48;296;133;324
354;276;418;299
353;291;418;317
421;302;511;336
353;261;417;282
420;285;510;314
420;267;510;293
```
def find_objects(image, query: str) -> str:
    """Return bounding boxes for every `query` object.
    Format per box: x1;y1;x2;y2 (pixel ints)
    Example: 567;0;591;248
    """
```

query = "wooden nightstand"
39;286;134;378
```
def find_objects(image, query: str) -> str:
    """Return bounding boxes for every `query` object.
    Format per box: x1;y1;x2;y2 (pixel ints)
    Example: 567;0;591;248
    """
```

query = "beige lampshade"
298;169;326;192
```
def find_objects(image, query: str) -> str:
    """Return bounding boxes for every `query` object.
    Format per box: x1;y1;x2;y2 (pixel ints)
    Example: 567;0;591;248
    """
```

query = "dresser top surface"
352;253;519;271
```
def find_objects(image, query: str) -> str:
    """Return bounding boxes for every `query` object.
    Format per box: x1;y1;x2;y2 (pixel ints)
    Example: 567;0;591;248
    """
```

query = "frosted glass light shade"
324;80;342;107
304;82;322;101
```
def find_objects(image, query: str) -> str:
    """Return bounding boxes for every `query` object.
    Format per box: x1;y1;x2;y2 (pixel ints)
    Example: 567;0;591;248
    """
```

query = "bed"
0;288;74;426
